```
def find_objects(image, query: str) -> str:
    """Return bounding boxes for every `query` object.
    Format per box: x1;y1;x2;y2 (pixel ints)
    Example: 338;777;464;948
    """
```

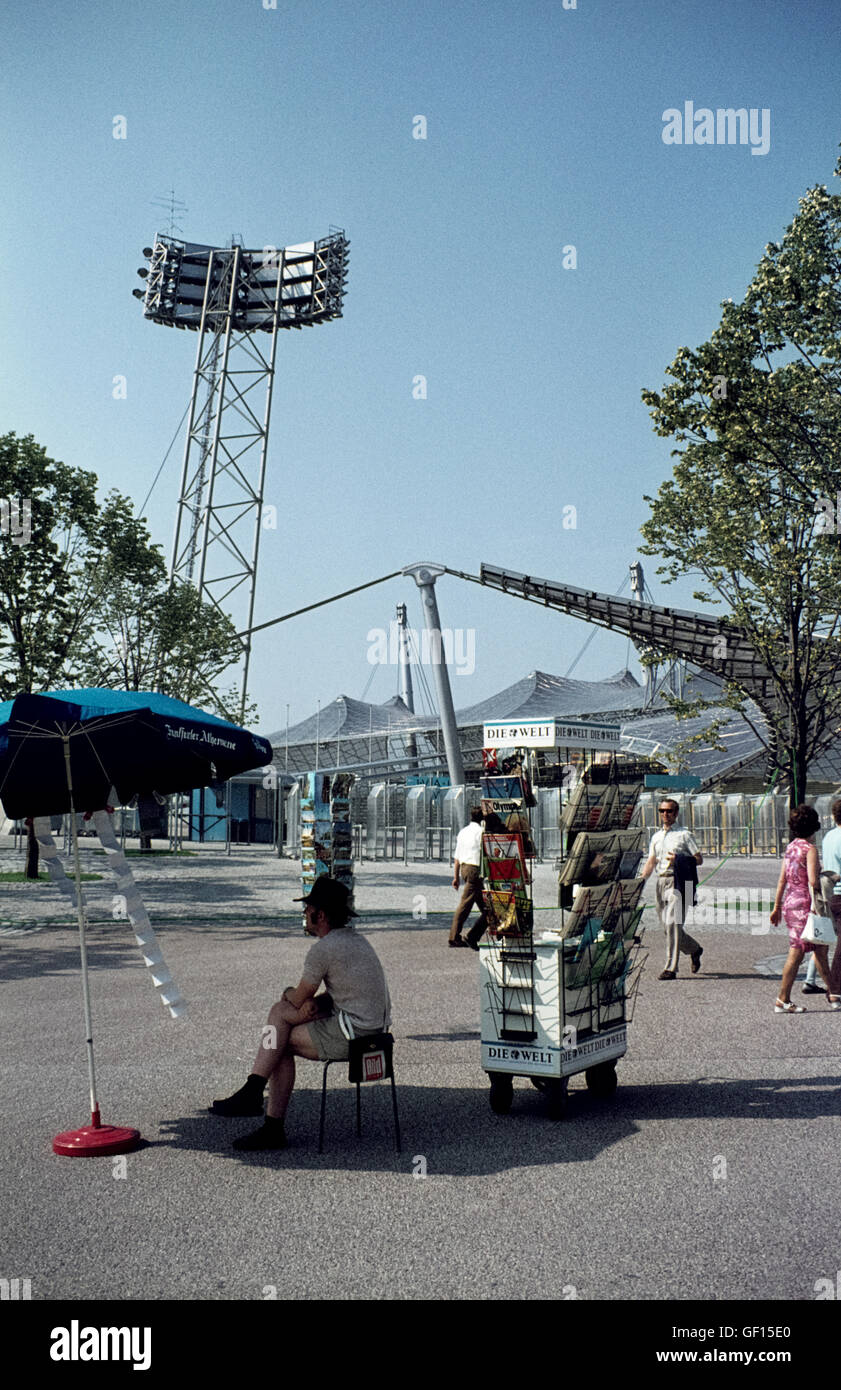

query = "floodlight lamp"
135;229;348;332
142;247;153;257
132;288;144;299
137;268;148;278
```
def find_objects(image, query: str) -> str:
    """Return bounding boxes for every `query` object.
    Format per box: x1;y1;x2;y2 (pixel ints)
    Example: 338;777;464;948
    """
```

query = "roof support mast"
396;603;418;769
403;564;466;804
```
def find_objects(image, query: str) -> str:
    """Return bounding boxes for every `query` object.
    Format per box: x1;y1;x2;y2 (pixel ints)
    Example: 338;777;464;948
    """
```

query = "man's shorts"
308;1013;351;1061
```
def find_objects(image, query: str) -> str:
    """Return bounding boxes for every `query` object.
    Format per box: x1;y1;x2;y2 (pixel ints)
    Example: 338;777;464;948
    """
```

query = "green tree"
0;432;106;694
79;578;247;722
0;432;247;714
0;433;252;869
639;153;841;806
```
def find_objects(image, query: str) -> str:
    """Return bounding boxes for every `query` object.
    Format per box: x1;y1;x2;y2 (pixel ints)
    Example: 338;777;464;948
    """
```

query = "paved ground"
1;840;840;1303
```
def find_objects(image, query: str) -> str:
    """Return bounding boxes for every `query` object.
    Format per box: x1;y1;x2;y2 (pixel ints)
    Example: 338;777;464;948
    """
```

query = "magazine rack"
479;770;537;1042
557;757;648;1033
479;754;647;1120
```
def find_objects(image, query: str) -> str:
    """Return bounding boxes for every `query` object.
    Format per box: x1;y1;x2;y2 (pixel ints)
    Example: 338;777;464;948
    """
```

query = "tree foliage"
77;576;247;722
0;432;245;720
639;153;841;803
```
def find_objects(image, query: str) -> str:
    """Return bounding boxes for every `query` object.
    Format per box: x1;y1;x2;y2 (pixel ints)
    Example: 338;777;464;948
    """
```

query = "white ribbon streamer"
91;809;186;1018
33;816;86;912
33;813;185;1019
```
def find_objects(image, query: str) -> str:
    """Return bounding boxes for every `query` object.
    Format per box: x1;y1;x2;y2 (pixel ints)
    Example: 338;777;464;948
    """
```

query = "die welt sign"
483;721;557;747
483;720;620;750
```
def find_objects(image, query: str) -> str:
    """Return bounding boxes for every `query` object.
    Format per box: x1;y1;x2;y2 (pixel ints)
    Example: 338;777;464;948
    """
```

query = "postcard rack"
300;771;355;904
479;764;538;1042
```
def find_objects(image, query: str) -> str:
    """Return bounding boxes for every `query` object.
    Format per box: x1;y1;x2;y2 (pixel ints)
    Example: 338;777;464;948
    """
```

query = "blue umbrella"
0;688;273;818
0;688;274;1155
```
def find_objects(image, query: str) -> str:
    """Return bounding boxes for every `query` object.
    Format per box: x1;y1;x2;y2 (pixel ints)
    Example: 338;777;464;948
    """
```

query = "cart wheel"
488;1073;514;1115
545;1078;568;1121
585;1061;618;1098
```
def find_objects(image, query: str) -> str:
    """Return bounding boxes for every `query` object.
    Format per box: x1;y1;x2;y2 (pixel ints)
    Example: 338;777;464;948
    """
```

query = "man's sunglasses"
658;807;678;815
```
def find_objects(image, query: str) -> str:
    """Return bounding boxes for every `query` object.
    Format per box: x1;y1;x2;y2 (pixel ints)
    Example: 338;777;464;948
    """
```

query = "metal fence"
282;782;838;863
631;791;832;857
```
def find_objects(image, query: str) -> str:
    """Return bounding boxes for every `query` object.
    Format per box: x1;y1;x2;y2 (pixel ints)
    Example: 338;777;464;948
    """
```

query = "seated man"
211;876;391;1151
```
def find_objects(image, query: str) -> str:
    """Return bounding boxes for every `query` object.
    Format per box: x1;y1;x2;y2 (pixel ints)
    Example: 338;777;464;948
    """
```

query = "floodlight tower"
134;229;349;717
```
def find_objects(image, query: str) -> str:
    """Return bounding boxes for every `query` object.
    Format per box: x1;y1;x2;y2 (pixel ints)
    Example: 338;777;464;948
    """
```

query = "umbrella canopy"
0;689;273;818
0;688;274;1156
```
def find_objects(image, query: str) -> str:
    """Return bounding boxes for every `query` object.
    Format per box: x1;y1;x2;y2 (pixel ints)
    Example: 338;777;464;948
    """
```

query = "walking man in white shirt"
640;797;704;980
449;807;487;950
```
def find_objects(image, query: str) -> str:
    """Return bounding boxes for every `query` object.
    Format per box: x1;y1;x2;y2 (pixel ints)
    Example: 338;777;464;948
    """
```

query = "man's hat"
294;876;357;917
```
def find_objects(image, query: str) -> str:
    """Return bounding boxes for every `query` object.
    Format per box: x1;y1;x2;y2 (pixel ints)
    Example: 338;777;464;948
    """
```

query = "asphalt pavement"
2;841;840;1303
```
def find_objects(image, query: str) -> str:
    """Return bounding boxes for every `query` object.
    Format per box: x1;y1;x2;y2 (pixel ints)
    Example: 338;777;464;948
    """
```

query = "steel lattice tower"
135;230;349;717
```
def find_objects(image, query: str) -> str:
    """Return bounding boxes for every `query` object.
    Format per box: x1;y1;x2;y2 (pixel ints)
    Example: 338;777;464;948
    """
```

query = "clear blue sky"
2;0;839;734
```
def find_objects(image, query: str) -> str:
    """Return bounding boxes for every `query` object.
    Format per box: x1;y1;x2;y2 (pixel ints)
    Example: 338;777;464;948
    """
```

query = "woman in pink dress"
770;804;841;1013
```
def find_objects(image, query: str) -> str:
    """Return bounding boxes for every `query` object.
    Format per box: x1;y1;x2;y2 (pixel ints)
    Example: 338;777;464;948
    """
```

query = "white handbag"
802;890;837;947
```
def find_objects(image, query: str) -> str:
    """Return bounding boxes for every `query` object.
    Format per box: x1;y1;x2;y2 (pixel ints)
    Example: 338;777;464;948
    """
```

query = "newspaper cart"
478;754;647;1120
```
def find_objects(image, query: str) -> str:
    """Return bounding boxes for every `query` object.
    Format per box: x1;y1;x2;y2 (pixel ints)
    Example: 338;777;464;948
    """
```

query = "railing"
425;826;453;862
359;824;408;862
283;789;809;864
384;825;407;863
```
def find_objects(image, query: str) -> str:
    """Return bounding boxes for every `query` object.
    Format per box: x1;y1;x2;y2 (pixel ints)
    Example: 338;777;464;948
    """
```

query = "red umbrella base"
53;1122;142;1157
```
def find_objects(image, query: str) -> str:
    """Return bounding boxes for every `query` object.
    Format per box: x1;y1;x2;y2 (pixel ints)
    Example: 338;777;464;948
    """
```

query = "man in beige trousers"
449;807;487;950
640;798;704;980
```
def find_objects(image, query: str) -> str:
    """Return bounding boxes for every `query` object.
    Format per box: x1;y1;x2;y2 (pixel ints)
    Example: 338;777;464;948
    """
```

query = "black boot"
210;1074;266;1116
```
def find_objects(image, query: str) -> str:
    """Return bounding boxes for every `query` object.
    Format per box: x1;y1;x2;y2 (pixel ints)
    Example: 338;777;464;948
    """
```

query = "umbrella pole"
51;740;141;1156
64;735;100;1128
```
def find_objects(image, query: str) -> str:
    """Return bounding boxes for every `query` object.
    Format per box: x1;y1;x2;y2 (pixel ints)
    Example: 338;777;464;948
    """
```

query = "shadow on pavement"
152;1072;841;1175
0;920;310;980
0;936;144;981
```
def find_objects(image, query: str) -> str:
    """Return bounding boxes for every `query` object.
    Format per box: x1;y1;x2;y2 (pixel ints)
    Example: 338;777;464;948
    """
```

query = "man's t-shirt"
822;824;841;894
649;825;700;874
453;821;483;867
302;928;391;1033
